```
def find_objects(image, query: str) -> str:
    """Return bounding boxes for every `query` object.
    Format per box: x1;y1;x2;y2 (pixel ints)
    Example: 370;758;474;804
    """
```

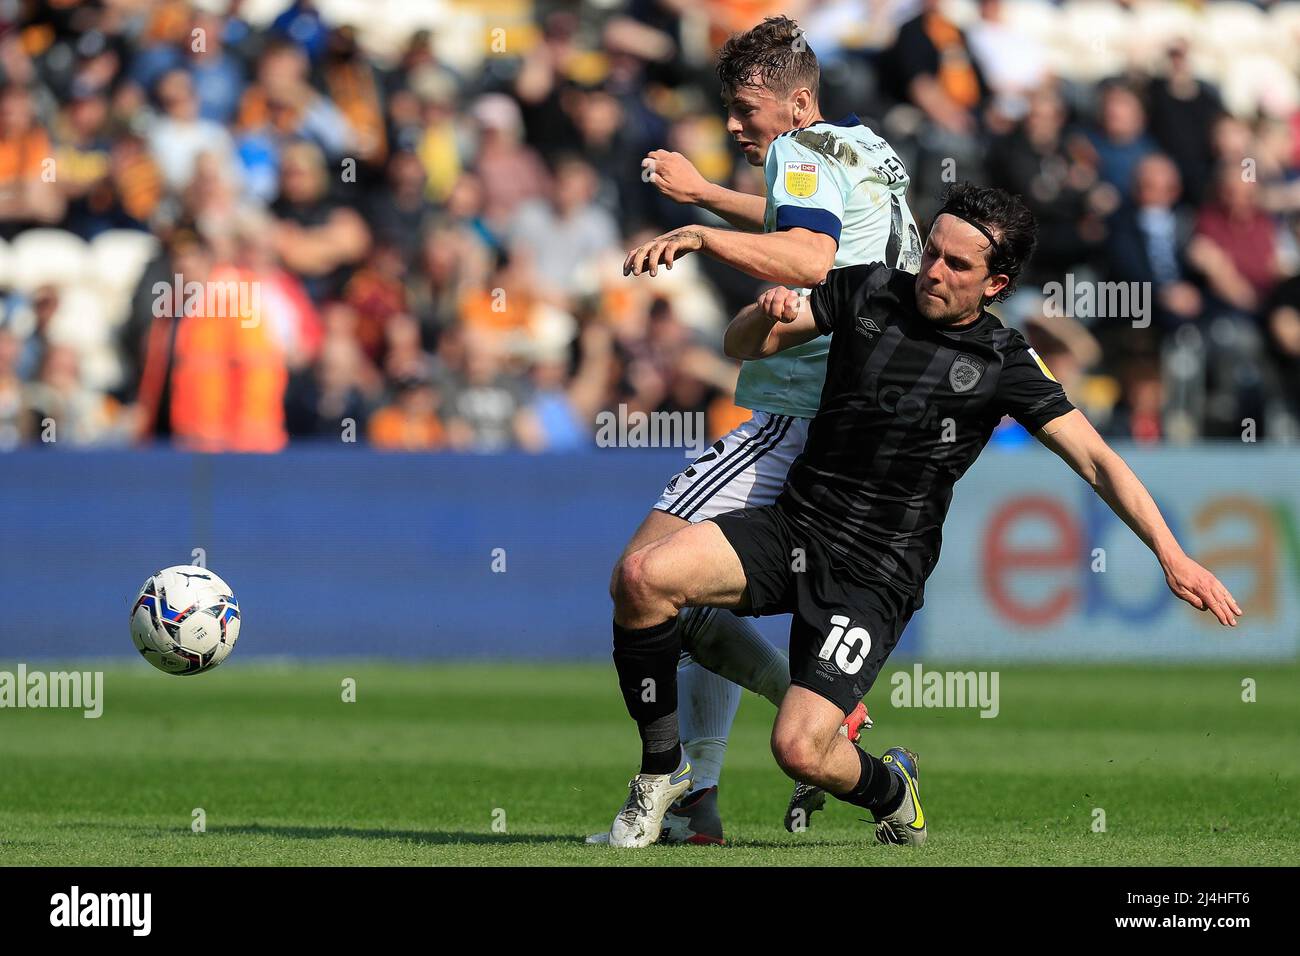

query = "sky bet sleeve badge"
784;161;819;198
1027;347;1059;382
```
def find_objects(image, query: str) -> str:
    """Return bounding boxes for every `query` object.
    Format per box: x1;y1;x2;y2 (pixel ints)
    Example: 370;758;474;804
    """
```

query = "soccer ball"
130;566;241;675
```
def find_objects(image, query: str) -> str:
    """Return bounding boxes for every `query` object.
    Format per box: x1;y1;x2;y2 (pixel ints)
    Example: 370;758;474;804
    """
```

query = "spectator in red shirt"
1190;163;1283;317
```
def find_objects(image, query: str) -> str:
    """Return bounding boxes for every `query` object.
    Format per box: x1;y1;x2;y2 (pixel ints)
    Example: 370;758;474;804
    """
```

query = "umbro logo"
855;315;882;337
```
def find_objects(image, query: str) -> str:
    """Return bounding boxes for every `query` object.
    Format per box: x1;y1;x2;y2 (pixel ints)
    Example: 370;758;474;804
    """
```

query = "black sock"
836;748;902;815
612;617;682;775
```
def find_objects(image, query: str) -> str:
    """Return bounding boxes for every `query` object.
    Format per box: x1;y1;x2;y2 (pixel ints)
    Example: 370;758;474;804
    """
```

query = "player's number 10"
818;615;871;675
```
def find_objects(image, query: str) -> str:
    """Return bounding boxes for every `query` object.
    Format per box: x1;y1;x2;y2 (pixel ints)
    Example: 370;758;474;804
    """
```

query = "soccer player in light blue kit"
595;16;923;847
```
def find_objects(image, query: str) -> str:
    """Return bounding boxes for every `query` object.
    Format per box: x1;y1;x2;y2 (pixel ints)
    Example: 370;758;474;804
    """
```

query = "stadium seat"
227;0;293;27
1002;0;1061;45
433;0;525;72
1202;2;1269;56
1055;2;1132;81
1220;55;1300;118
80;342;125;394
45;286;112;353
1128;1;1200;71
316;0;371;27
345;0;453;61
1267;3;1300;69
525;300;578;362
944;0;980;29
9;230;89;292
38;283;123;392
0;237;13;292
90;230;161;324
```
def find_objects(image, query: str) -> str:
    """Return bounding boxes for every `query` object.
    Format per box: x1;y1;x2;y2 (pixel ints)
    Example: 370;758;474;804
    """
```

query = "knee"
770;726;826;782
612;547;664;613
607;554;624;602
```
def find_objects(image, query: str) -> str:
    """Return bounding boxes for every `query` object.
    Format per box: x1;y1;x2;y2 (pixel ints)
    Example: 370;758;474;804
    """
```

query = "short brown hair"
716;16;819;102
933;183;1038;304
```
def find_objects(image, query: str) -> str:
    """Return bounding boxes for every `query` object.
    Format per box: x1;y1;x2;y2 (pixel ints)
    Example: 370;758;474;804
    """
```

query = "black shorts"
710;504;915;715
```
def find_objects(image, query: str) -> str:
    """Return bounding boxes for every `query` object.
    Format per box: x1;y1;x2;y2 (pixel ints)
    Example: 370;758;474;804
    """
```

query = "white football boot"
605;754;693;848
586;783;723;846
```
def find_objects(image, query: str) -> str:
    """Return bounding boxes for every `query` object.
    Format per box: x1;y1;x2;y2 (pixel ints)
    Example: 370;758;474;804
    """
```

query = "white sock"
682;605;790;707
683;735;728;793
677;660;741;791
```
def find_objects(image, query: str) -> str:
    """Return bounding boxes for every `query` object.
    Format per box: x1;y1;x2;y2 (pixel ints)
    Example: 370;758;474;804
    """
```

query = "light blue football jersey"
734;115;921;418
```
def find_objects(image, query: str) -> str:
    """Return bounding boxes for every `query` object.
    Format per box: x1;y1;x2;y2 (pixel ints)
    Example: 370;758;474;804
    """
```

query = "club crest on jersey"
784;161;818;198
948;354;986;393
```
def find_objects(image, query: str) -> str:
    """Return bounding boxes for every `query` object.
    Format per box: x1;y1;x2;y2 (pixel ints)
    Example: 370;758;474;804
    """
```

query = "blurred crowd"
1;0;1300;452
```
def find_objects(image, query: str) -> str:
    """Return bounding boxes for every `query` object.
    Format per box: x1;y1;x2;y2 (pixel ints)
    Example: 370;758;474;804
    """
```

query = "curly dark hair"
933;183;1038;303
716;16;819;101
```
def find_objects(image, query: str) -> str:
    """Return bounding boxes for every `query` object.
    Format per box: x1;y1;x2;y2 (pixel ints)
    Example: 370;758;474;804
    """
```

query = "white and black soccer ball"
130;566;241;675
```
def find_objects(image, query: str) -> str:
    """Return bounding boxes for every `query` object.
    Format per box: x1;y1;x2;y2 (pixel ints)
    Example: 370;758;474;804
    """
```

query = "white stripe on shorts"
653;410;811;523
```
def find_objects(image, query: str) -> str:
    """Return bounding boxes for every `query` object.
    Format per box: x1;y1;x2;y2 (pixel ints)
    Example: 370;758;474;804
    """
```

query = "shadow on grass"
50;820;873;850
210;826;872;850
52;820;578;846
210;824;577;846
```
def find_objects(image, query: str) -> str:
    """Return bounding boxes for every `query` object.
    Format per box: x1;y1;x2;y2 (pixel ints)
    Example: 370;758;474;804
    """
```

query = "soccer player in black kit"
603;183;1242;849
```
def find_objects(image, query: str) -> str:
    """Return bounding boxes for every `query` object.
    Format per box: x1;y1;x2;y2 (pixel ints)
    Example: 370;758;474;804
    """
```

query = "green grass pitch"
1;661;1297;866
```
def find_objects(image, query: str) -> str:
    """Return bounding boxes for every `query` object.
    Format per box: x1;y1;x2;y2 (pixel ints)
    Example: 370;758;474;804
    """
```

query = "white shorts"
653;410;811;523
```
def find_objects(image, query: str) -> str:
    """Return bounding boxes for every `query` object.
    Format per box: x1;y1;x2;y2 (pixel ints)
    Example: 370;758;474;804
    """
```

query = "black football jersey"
779;263;1075;605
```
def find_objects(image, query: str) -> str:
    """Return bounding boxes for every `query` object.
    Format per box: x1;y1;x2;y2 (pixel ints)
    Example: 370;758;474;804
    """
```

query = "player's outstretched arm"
623;225;836;287
723;287;820;359
642;149;767;231
1034;409;1243;626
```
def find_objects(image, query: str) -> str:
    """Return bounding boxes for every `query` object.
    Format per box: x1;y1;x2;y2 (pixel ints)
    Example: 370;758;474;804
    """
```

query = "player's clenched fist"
758;286;804;323
641;150;709;205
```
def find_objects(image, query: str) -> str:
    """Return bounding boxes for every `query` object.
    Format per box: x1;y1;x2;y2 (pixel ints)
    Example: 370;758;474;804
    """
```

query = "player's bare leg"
604;521;750;847
596;509;787;845
771;686;926;845
611;508;688;569
612;521;749;625
611;511;790;705
785;701;871;832
594;508;863;844
771;687;867;791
